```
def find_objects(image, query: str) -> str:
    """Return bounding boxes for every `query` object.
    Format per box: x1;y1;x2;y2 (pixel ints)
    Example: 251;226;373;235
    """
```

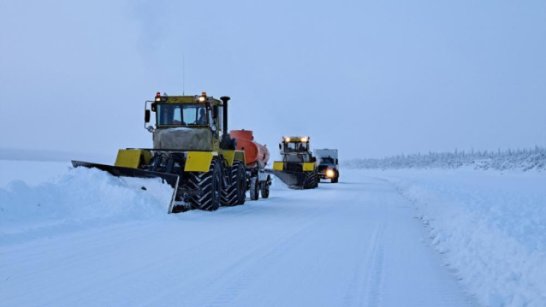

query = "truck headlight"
326;169;335;178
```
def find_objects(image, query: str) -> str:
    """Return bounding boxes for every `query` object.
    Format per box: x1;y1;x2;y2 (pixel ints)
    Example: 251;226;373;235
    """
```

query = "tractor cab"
279;136;315;163
272;136;319;189
155;103;209;127
145;92;232;151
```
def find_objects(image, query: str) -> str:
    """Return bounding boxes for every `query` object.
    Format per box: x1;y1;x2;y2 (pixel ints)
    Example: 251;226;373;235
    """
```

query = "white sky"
1;0;545;159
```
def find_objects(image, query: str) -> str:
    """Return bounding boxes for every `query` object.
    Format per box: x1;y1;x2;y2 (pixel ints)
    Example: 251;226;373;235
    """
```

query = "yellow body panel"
115;149;151;169
222;150;235;166
221;150;246;167
273;161;284;171
184;151;217;172
302;162;316;171
234;151;245;164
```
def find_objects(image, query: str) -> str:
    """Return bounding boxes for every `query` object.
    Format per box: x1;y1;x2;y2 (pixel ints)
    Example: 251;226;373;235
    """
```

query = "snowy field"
1;160;545;306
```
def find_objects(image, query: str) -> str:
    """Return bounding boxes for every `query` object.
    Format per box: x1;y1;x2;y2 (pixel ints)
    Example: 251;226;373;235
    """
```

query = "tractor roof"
282;136;310;143
153;92;222;105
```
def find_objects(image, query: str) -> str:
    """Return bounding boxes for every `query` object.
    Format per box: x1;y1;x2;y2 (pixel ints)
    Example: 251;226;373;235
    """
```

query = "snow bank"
372;170;546;307
0;167;173;238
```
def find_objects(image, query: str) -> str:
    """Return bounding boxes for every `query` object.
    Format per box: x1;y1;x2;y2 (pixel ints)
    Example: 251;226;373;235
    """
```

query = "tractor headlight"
198;96;206;102
284;137;291;142
326;169;335;178
301;136;309;143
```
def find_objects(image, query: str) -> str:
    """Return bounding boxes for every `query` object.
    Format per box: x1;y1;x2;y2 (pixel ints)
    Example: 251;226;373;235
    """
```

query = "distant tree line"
344;146;546;171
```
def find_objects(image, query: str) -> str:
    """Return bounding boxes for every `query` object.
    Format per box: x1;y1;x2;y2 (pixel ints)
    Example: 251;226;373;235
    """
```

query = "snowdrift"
0;167;173;238
371;169;546;307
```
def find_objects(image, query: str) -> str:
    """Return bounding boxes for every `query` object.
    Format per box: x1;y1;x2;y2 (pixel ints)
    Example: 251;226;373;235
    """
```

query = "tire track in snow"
201;210;328;307
137;203;330;306
365;224;385;307
342;222;386;307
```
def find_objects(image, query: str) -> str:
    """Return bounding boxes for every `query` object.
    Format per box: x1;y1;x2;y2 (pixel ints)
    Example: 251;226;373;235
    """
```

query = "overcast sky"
1;0;545;159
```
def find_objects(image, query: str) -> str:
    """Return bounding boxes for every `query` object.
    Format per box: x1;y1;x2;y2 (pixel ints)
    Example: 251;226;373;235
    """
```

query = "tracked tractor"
272;136;319;189
72;92;247;213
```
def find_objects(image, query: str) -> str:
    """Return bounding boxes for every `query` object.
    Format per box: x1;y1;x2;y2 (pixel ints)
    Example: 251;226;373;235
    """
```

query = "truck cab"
315;149;339;183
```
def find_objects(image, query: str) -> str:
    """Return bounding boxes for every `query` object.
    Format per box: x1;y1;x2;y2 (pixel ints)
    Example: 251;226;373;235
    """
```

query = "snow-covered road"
1;167;475;307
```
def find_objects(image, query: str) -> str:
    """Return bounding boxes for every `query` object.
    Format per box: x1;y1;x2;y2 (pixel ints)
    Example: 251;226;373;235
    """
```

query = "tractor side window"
216;106;224;133
158;104;177;125
208;109;216;131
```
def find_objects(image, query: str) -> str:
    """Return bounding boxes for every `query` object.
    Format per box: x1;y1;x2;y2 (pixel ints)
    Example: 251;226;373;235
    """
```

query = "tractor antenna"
182;55;186;95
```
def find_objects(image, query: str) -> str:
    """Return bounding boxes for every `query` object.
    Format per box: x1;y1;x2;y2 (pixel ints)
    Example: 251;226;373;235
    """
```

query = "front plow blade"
71;161;179;187
270;170;305;189
71;160;183;213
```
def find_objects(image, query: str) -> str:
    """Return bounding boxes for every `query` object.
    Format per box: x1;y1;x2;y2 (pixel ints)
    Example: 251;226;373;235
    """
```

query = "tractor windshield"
285;142;309;152
156;104;208;127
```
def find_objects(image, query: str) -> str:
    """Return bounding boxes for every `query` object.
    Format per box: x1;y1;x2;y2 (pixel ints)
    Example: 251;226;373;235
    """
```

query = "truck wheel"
260;175;270;199
221;161;246;206
250;176;259;200
188;158;222;211
331;176;338;183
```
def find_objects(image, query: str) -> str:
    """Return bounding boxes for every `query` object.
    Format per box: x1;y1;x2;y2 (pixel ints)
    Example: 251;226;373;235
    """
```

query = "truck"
315;148;339;183
230;129;272;200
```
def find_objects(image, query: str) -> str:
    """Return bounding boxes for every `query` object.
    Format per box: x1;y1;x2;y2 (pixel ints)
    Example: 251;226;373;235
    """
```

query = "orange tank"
230;129;270;168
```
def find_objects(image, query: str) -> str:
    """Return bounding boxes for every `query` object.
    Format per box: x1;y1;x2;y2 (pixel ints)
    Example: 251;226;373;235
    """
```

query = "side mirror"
278;143;282;150
145;110;151;123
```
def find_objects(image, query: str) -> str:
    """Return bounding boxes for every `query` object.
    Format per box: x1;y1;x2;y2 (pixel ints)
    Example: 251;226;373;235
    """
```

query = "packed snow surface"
1;160;544;306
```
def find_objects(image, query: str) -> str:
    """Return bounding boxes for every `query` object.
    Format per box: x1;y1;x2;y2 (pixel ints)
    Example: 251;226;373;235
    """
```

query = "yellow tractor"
272;136;319;189
73;92;247;213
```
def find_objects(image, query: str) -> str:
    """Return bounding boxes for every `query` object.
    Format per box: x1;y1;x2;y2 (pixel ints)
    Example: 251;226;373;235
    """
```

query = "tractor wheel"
249;176;259;200
221;161;246;206
303;171;319;189
260;175;270;199
313;171;320;188
234;162;247;205
187;158;222;211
